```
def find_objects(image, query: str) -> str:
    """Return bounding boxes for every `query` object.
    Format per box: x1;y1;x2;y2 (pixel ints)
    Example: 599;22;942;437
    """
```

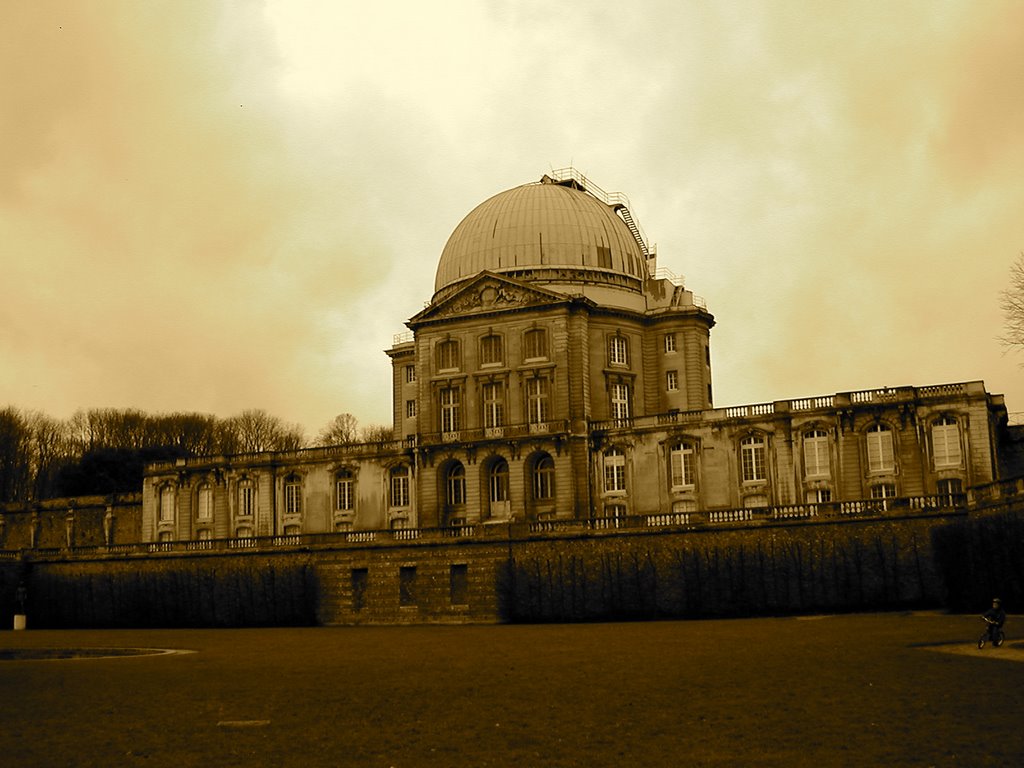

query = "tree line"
0;406;390;503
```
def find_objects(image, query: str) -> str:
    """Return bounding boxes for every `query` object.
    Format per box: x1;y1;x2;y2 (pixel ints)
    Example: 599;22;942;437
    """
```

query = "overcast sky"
3;0;1023;438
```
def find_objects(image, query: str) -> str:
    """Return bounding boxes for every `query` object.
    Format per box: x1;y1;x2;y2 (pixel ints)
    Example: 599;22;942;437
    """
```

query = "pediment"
409;272;569;324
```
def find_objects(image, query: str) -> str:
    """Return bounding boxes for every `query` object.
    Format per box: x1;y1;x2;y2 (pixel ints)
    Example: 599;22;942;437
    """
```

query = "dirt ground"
0;612;1020;767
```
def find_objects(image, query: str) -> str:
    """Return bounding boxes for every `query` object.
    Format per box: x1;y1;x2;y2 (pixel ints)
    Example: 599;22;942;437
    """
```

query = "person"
982;598;1006;643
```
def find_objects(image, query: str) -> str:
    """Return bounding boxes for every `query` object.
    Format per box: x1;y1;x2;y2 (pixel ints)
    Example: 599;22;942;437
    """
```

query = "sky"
2;0;1023;439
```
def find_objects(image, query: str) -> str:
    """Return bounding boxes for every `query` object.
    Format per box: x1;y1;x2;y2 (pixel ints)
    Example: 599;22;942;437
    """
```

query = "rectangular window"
480;335;503;367
609;335;628;366
870;483;897;506
284;482;302;515
450;564;468;606
405;365;416;383
238;485;255;517
526;377;549;424
440;387;461;433
437;340;460;372
390;468;410;508
664;333;676;353
196;486;213;520
610;382;631;422
803;430;830;478
351;568;368;612
406;399;417;419
399;566;417;607
670;443;694;490
482;382;505;428
867;426;895;473
805;488;832;504
523;328;548;361
604;449;626;493
932;420;962;468
666;370;679;392
159;487;175;523
741;436;767;482
336;474;354;511
937;478;963;505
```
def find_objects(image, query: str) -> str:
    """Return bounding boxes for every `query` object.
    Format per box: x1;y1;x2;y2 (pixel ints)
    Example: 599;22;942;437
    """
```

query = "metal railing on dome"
548;167;654;263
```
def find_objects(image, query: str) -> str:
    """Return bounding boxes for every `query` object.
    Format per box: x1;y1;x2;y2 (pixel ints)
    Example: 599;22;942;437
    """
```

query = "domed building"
140;169;1011;594
388;171;716;527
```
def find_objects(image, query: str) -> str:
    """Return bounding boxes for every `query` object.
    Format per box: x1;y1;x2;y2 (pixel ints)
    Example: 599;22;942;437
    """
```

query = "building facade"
142;170;1011;540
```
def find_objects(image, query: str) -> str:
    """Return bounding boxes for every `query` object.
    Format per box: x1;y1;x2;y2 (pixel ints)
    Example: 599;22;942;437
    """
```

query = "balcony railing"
6;493;969;561
420;420;570;446
592;381;988;433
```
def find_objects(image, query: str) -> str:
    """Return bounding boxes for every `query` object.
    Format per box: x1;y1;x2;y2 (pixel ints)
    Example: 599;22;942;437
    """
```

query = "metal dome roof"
433;175;647;295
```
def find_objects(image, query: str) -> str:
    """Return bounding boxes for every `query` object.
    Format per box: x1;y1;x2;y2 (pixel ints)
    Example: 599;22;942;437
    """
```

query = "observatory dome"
433;174;648;300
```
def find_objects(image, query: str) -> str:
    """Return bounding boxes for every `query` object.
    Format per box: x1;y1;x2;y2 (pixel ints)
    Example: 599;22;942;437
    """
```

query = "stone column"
65;505;76;549
104;506;115;547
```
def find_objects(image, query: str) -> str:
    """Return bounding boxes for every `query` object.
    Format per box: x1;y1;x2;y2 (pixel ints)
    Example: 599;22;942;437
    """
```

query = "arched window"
803;429;830;478
932;416;962;468
446;463;466;506
603;448;626;493
488;458;510;518
336;469;354;512
740;435;767;483
489;459;509;503
532;454;555;500
390;465;410;509
866;424;895;473
669;441;695;490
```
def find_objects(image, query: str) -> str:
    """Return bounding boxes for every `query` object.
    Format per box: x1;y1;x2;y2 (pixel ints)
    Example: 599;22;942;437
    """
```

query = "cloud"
2;0;1023;439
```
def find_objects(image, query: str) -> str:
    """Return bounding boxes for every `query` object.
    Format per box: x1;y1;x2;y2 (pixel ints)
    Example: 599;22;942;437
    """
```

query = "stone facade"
140;172;1011;545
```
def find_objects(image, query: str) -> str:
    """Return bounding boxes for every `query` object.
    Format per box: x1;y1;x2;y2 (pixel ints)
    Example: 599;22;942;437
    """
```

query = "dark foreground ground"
0;612;1021;767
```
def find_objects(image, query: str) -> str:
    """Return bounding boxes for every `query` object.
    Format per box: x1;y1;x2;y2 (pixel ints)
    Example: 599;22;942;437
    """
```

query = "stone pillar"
29;509;41;548
65;505;76;549
104;506;115;547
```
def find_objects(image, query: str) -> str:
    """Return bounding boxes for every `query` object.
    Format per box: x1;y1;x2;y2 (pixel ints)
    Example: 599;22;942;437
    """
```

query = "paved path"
922;639;1024;662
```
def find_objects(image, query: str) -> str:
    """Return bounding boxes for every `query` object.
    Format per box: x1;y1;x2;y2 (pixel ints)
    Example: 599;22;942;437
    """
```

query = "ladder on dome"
549;167;657;273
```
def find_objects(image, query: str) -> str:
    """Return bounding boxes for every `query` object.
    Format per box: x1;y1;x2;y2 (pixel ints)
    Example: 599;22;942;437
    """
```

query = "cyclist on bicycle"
982;597;1006;642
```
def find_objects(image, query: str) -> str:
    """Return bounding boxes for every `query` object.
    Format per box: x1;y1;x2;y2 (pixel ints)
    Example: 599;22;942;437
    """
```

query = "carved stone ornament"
442;281;539;317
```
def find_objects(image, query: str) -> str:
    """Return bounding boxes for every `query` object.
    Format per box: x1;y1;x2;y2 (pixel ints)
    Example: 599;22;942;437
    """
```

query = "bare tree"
27;411;73;500
1000;252;1024;353
222;410;306;454
318;413;360;445
0;407;33;502
360;424;395;443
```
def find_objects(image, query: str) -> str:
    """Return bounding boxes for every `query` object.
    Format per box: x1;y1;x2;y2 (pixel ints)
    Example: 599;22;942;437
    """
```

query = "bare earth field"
0;612;1021;767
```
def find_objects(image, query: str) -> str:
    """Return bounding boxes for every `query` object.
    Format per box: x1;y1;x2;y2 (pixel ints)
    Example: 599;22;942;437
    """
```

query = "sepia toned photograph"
2;1;1023;765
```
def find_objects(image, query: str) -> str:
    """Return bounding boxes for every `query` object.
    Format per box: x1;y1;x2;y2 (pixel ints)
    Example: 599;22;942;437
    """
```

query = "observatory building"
142;170;1010;542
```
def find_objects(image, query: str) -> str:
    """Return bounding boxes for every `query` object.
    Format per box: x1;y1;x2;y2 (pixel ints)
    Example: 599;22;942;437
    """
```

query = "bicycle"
978;617;1005;649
